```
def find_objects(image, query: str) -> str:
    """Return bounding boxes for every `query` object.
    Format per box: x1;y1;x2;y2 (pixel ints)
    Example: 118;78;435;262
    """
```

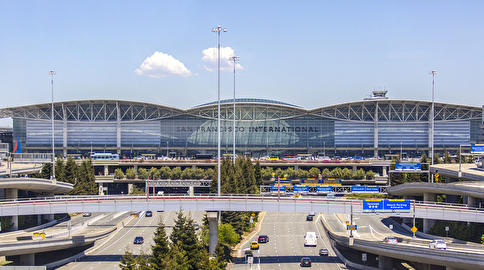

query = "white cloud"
202;47;243;72
135;51;194;78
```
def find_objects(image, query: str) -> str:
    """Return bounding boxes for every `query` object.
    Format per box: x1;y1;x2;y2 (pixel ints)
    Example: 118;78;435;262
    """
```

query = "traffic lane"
55;210;204;270
233;212;346;270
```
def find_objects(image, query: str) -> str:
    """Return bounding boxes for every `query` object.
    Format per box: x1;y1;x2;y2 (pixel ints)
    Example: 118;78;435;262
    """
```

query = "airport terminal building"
0;91;483;158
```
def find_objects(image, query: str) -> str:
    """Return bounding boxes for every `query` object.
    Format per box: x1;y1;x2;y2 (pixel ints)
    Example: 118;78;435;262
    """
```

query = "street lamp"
212;25;227;197
230;56;239;164
48;70;56;180
429;70;437;182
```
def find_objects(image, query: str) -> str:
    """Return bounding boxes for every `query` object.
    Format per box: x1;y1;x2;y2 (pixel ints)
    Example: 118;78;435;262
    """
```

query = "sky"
1;1;484;127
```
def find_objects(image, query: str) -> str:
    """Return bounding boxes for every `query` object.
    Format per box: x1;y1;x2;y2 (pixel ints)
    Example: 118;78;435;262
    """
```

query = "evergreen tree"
170;211;204;270
254;161;263;187
74;160;97;195
64;156;78;185
151;217;170;269
55;157;65;182
40;163;52;179
119;247;137;270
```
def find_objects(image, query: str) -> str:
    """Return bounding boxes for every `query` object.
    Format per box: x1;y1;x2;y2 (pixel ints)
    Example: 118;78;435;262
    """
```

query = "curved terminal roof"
194;98;301;108
0;98;481;122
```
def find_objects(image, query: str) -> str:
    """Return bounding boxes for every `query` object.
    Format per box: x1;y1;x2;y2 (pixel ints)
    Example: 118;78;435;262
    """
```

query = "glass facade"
5;98;482;157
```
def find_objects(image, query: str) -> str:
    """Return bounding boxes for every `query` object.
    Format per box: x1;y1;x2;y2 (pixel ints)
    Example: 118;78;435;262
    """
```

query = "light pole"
230;56;239;164
90;141;92;155
429;70;437;182
167;141;169;157
48;70;56;180
212;26;227;196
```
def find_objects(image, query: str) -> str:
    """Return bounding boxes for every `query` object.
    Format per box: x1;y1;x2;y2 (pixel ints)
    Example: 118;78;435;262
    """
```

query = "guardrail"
0;195;483;223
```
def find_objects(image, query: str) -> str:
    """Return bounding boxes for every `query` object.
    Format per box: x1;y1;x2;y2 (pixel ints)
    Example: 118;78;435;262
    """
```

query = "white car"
383;236;398;244
429;239;447;250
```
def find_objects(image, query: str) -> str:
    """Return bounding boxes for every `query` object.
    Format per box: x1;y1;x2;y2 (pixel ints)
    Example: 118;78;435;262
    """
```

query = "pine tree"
151;217;170;269
40;163;52;179
64;156;78;185
55;156;65;182
254;161;263;187
119;247;137;270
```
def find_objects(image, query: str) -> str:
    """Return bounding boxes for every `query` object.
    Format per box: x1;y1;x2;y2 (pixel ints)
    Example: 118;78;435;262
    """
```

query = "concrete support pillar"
382;166;387;177
423;193;437;202
207;211;219;256
192;165;196;170
423;219;436;233
134;165;138;175
99;183;104;195
19;253;35;265
188;186;194;196
104;165;109;176
467;196;478;208
37;215;41;225
352;166;357;173
294;165;299;171
128;183;134;194
5;188;18;231
378;255;393;270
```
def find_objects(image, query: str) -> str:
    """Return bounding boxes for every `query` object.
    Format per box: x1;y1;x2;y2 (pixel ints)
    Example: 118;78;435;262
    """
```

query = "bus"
90;153;120;160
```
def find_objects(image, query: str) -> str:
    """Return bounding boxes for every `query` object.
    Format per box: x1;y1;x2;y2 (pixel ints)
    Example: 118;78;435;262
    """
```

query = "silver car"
429;239;447;250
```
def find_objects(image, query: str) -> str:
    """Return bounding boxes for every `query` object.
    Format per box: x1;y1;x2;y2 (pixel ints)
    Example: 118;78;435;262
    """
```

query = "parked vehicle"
304;232;317;247
145;211;152;217
306;215;313;221
83;212;91;217
429;239;447;249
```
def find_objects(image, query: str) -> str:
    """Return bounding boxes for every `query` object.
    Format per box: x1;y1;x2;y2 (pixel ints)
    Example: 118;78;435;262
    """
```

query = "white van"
304;232;317;247
157;191;164;196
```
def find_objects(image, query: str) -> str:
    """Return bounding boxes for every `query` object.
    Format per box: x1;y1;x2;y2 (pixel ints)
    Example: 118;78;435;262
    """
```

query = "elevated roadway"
1;195;483;223
322;213;484;269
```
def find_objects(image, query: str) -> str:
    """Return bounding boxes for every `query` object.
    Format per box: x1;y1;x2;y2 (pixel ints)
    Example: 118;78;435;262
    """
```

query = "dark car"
145;211;152;217
319;248;329;256
133;236;144;244
300;257;312;267
306;215;313;221
258;235;269;243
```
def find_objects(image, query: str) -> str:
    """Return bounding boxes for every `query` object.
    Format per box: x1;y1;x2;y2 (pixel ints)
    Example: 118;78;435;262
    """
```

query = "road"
54;210;205;270
233;212;349;270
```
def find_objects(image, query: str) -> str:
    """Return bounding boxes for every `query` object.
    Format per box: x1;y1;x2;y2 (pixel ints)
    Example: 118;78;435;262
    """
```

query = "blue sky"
1;1;483;127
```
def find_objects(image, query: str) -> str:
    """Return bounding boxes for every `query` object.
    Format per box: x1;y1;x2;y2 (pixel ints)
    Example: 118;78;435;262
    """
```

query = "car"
429;239;447;250
300;257;312;267
250;241;259;250
133;236;144;244
282;156;298;161
83;212;91;217
306;215;313;221
244;249;253;257
145;211;152;217
319;248;329;256
383;236;398;244
258;235;269;243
